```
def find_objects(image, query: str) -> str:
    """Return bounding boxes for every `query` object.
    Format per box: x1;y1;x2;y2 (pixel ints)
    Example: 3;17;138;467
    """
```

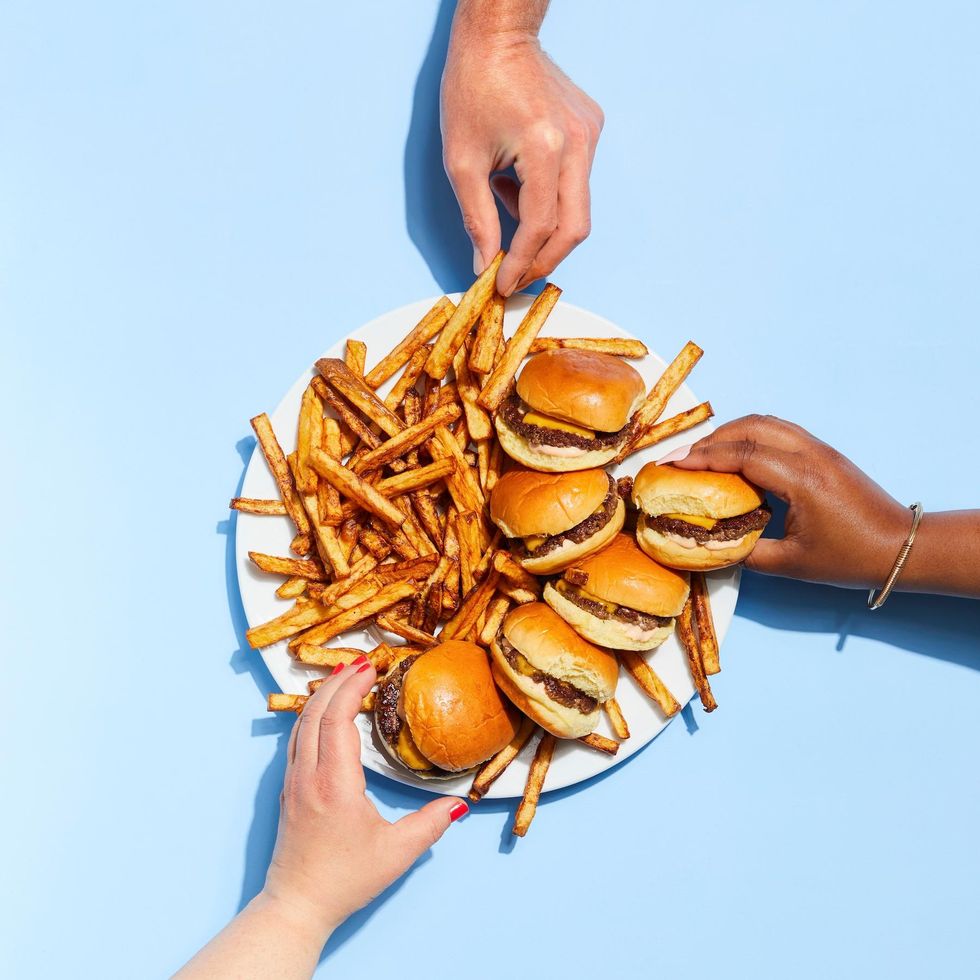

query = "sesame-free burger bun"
632;463;766;519
489;603;618;739
489;468;610;539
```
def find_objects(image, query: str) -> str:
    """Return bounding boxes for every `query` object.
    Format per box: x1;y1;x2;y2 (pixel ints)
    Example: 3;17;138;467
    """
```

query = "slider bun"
495;412;622;472
521;497;625;575
542;581;675;651
636;514;764;571
632;463;766;519
401;641;519;772
489;603;618;739
565;533;690;617
489;467;610;538
516;349;646;432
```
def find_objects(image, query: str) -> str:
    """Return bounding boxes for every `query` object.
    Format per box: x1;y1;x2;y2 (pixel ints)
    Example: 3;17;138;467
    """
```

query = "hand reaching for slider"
668;415;980;599
441;0;603;296
174;660;468;979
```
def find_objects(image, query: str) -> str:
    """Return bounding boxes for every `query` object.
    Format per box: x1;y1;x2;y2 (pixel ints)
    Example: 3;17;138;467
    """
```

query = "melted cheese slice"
663;513;718;530
524;535;548;552
522;411;595;440
557;579;618;612
396;727;433;771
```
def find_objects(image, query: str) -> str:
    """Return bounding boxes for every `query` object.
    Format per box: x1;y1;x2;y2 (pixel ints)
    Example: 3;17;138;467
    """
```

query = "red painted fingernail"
356;662;372;674
331;663;345;675
351;655;368;666
449;801;469;822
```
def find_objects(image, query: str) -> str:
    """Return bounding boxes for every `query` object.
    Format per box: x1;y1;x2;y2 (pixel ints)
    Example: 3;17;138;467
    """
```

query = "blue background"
2;2;978;977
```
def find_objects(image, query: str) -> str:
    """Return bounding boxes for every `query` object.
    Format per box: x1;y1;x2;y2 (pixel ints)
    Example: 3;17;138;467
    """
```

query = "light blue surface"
2;2;978;977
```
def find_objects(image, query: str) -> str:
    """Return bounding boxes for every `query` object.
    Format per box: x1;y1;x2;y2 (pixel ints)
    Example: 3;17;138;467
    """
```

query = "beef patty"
375;653;422;748
497;633;598;715
516;474;620;559
552;581;673;631
498;395;635;450
645;505;772;543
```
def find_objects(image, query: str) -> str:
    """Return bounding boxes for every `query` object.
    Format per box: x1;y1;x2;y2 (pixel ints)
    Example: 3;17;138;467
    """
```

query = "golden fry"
316;358;405;438
603;698;630;740
529;336;648;358
677;593;717;711
513;732;556;837
276;576;308;599
453;340;493;441
468;717;536;801
374;614;438;648
249;551;327;581
628;402;714;457
230;497;288;516
268;693;307;713
351;403;461;475
469;290;505;374
691;572;720;675
345;339;367;377
478;594;511;646
578;733;620;756
250;413;311;536
365;297;455;389
619;650;680;717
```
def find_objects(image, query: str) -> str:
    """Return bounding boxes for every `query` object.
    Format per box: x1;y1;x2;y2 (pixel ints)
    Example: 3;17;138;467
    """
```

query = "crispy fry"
691;572;720;675
295;382;322;495
357;525;392;560
250;413;311;537
294;643;391;671
619;650;680;717
425;252;504;380
477;284;561;412
628;402;714;457
476;440;491;490
492;551;541;593
453;340;492;441
604;698;630;740
351;403;461;475
478;595;511;646
316;417;344;526
345;339;367;377
441;570;500;641
316;358;405;438
423;582;443;633
496;580;540;604
469;290;505;374
230;497;288;516
313;379;382;451
289;531;311;556
381;345;432;414
528;336;649;358
359;691;377;713
486;439;504;493
430;425;485;513
276;576;308;599
247;599;335;649
468;716;535;801
677;593;717;711
375;614;438;647
375;555;440;583
365;297;455;389
614;341;704;462
564;566;590;588
409;489;444;546
513;732;556;837
578;733;620;756
249;552;327;581
268;693;307;713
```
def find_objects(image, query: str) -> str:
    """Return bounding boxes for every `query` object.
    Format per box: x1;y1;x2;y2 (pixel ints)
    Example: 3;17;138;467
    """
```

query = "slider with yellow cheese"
489;466;626;575
375;640;519;778
494;349;646;472
543;533;690;650
632;463;771;571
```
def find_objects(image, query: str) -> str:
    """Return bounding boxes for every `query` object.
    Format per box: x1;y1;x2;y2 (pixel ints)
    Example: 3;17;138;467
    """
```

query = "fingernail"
473;247;484;276
331;663;345;675
351;655;368;666
449;801;469;822
657;444;692;464
356;662;372;674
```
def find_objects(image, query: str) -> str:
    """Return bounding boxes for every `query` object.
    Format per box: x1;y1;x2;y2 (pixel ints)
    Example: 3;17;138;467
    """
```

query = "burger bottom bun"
520;498;626;575
490;645;600;739
374;724;474;780
542;582;675;651
495;414;622;473
636;516;763;571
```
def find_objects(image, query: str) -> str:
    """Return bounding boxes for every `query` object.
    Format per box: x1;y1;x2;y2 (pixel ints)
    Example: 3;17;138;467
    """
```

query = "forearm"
173;891;332;980
897;510;980;599
451;0;549;42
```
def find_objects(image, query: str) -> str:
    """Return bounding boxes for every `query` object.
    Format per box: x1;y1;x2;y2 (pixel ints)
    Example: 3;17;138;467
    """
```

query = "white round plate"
235;294;735;798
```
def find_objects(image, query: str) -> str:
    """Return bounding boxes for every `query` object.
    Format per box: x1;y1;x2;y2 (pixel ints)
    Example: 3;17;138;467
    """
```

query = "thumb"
391;797;468;863
743;536;803;579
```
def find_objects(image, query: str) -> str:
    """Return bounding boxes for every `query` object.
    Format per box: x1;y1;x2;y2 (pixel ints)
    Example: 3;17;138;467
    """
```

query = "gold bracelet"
867;502;923;610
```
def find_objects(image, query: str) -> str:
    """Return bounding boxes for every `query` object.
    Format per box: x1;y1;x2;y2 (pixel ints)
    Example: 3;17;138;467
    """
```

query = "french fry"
313;379;382;451
425;252;504;380
365;297;455;389
513;732;556;837
351;402;461;475
249;551;327;581
360;691;377;713
469;291;505;374
307;554;378;605
293;646;366;669
477;283;561;412
628;402;714;456
316;418;344;526
250;413;311;537
345;339;367;377
316;359;405;438
410;489;444;547
564;566;590;588
528;336;649;358
382;344;432;413
486;439;504;493
375;555;440;584
478;595;511;646
677;593;717;711
578;733;620;756
276;576;308;599
492;551;541;595
289;532;312;556
295;382;322;495
230;497;288;516
268;693;307;713
358;525;392;561
430;426;485;513
604;698;630;740
476;440;491;490
453;340;492;440
423;582;443;633
247;600;336;649
619;650;680;717
468;717;536;801
441;570;500;641
690;572;720;675
375;614;438;647
614;341;704;462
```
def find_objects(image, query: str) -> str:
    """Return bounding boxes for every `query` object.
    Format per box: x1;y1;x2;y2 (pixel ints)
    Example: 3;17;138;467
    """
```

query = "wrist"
252;887;339;952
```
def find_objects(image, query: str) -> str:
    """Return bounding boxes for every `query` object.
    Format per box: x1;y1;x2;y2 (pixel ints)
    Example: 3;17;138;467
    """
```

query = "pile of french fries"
233;252;720;837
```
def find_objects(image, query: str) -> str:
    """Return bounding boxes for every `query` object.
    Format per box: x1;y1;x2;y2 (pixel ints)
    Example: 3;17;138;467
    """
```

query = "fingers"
390;797;468;868
291;659;367;775
444;158;502;275
684;415;818;455
673;440;802;503
315;663;376;794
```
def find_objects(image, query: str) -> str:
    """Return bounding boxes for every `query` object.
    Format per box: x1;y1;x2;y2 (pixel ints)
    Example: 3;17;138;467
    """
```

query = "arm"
441;0;603;295
174;660;467;979
665;415;980;599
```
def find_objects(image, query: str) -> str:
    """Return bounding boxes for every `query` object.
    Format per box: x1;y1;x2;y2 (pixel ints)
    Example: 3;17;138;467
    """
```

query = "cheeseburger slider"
490;602;618;739
375;640;518;778
495;349;646;471
632;462;771;571
489;466;625;574
543;533;690;650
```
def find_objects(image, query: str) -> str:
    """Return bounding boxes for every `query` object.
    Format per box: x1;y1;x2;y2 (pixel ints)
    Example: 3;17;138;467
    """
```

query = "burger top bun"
401;640;518;773
489;467;610;538
516;349;645;433
632;463;766;519
566;533;690;618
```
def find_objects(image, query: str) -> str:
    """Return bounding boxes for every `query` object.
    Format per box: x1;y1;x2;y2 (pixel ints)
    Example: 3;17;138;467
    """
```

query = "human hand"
261;658;468;942
665;416;912;589
441;29;603;296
